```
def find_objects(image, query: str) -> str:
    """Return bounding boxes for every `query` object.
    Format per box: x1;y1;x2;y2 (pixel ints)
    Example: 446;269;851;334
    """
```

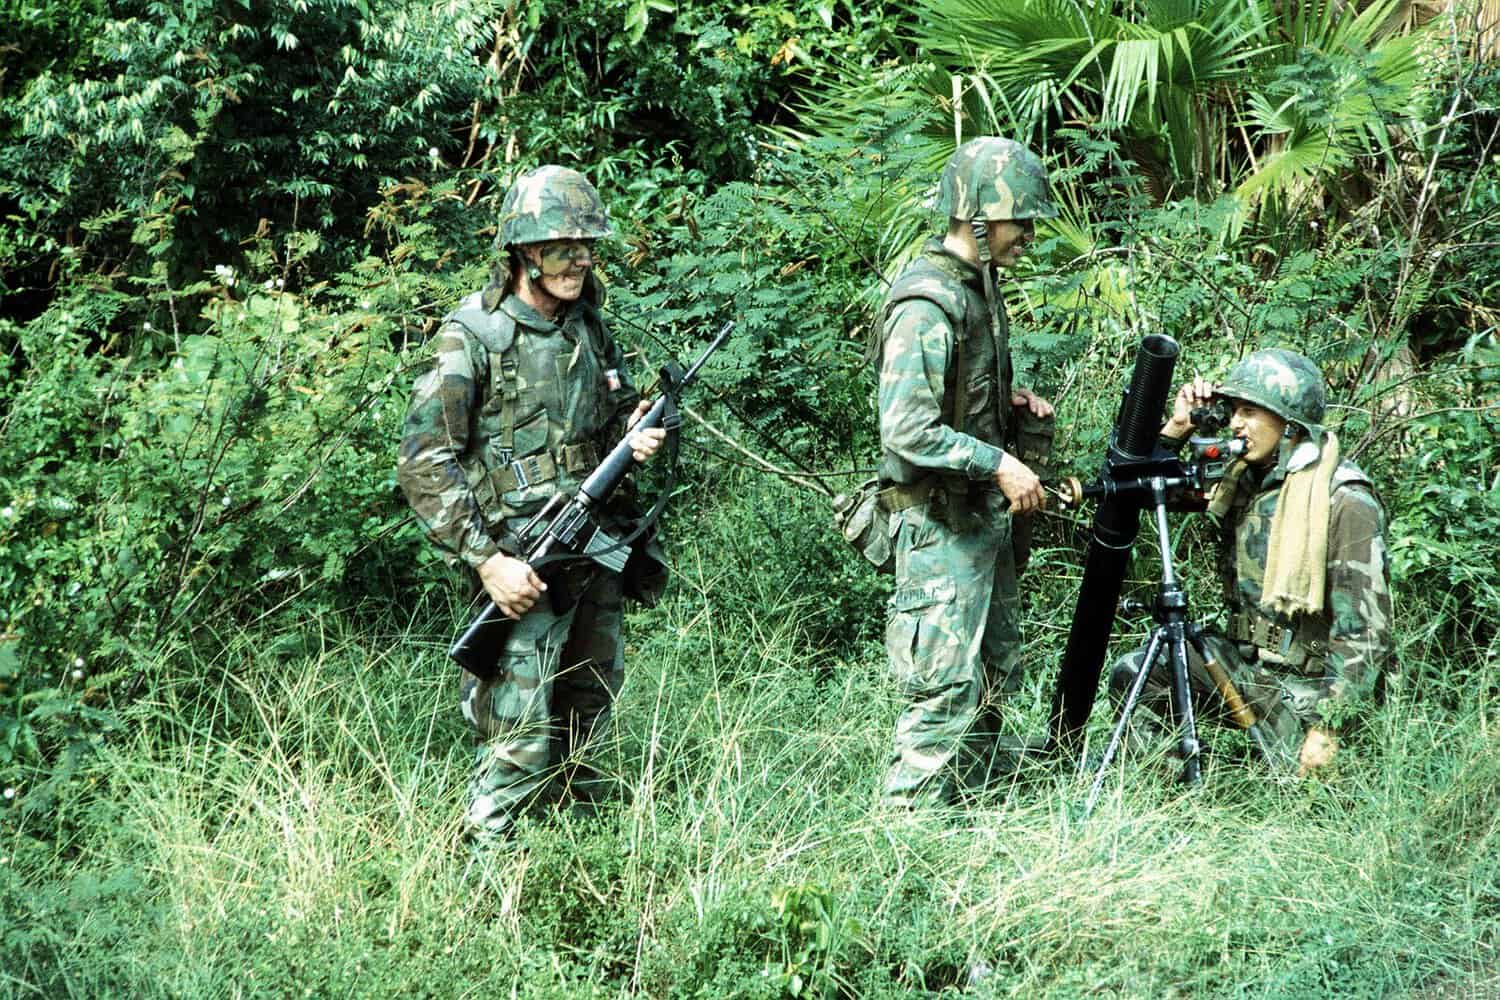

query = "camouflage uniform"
1110;351;1394;767
397;166;652;838
876;138;1056;806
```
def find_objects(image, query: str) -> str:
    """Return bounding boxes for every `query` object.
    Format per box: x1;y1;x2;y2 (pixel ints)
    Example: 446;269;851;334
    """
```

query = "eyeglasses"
536;240;597;274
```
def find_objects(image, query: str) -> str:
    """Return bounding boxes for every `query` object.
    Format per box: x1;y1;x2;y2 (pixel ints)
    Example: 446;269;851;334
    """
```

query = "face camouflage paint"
537;240;596;276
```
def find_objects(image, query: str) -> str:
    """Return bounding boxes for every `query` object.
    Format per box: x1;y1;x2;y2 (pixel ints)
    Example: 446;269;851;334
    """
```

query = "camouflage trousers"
1108;631;1324;770
881;495;1023;806
459;567;624;839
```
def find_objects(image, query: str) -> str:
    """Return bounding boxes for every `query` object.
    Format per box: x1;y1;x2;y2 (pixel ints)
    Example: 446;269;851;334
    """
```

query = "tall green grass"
5;514;1497;997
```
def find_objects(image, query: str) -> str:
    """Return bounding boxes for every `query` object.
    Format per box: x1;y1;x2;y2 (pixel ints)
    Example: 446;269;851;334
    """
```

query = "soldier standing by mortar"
872;137;1059;807
1110;350;1394;774
398;166;668;843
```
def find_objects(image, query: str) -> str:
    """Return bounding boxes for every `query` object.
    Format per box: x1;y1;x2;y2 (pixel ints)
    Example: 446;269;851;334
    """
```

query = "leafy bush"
1;0;501;303
0;200;470;808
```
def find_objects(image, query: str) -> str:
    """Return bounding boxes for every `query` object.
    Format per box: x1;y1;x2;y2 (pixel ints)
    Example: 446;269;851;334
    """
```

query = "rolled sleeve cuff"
459;535;501;569
965;441;1005;481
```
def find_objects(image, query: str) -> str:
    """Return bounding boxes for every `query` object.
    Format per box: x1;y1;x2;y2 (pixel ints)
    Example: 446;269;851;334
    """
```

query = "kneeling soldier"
1111;349;1394;774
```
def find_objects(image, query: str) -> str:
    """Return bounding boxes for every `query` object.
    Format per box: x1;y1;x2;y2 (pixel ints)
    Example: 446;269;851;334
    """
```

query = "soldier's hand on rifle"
478;552;547;619
1011;387;1054;418
1163;376;1217;439
995;451;1045;514
626;399;667;463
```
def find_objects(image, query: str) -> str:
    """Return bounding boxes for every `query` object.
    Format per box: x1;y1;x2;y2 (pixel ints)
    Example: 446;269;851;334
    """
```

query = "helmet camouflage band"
499;165;612;247
938;137;1058;222
1217;348;1327;436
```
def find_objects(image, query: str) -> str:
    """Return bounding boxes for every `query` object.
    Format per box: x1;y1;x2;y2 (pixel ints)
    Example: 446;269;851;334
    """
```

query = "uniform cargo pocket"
886;580;957;691
965;372;995;426
511;409;550;458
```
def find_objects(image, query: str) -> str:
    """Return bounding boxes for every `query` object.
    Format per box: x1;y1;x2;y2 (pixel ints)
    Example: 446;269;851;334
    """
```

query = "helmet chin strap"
1272;422;1318;477
969;219;992;267
969;218;1003;379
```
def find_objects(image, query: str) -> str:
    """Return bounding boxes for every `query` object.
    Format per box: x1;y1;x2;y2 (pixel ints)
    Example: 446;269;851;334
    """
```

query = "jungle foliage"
2;0;1498;995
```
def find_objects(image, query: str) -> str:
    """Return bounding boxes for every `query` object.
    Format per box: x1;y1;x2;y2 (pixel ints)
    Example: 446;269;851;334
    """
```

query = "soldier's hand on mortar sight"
1163;376;1218;438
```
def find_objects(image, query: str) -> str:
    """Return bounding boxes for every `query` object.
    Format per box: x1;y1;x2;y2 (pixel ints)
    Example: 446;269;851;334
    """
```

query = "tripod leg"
1167;625;1201;785
1083;629;1165;817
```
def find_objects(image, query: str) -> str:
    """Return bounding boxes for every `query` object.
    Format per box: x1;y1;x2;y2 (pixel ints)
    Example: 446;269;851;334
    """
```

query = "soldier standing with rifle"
1109;350;1394;775
398;166;668;844
873;137;1058;807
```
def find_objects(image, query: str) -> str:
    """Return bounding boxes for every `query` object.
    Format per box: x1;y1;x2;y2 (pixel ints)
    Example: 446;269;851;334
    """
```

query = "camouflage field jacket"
397;290;640;569
1215;457;1394;715
875;240;1010;488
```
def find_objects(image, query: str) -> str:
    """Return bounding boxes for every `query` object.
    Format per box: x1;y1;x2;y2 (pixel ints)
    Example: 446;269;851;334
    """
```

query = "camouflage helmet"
1217;348;1326;436
499;165;612;246
938;137;1058;222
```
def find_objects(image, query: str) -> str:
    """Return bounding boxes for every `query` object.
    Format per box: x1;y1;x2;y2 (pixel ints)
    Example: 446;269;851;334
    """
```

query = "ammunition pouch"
878;479;935;513
1006;406;1056;576
834;472;1003;575
492;442;602;492
833;477;896;575
921;479;989;534
1228;609;1327;672
621;528;669;606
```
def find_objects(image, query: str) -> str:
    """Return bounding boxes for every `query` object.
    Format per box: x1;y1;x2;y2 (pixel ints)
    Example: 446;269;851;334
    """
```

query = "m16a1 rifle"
449;321;734;681
1046;336;1270;808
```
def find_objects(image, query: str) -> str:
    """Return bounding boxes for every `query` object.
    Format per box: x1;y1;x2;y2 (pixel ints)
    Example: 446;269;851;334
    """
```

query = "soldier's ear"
522;247;543;282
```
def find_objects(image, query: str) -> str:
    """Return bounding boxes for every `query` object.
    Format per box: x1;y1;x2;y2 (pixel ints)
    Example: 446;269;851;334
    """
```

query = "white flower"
71;669;84;681
1;507;12;519
143;321;153;331
2;788;14;801
428;146;439;159
74;657;83;668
